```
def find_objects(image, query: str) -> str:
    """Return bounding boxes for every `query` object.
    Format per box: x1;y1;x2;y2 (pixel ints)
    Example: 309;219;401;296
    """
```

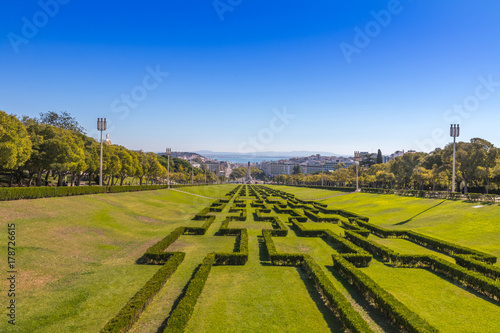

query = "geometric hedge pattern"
101;185;500;333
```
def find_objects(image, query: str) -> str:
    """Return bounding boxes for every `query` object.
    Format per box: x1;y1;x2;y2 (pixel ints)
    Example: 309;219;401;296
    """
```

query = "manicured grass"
266;185;350;200
176;184;237;198
362;260;500;332
0;188;212;333
1;185;499;332
319;192;500;263
185;265;342;333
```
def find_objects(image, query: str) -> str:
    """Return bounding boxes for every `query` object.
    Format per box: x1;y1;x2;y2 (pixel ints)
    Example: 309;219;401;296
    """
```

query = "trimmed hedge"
0;184;183;201
141;227;185;264
404;230;496;263
302;256;374;333
215;229;249;265
101;252;185;333
332;255;438;333
164;254;216;333
455;254;500;281
262;229;304;266
184;216;216;235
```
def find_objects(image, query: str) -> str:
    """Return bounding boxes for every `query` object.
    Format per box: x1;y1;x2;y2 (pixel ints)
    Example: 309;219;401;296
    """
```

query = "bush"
0;184;187;201
164;254;216;333
332;255;438;333
101;252;185;333
455;254;500;281
141;227;185;264
302;256;374;333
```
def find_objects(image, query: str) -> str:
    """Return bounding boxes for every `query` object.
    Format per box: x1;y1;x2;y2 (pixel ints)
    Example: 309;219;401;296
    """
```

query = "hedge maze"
101;185;500;332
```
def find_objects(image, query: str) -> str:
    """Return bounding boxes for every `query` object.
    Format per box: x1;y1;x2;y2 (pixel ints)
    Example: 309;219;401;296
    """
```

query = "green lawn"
1;185;499;332
176;184;237;198
266;185;351;200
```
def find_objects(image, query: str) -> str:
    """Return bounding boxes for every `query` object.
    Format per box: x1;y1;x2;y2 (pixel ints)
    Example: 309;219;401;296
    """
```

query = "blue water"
206;156;287;164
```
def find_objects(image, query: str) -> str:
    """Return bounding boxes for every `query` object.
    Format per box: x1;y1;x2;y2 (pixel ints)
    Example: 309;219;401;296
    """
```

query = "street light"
450;124;460;192
354;151;360;191
97;118;107;186
166;148;171;188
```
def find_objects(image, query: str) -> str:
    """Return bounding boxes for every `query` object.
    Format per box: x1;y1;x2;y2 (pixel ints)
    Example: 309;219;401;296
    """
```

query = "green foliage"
101;252;185;333
332;254;438;333
0;110;32;169
302;256;375;333
164;254;216;333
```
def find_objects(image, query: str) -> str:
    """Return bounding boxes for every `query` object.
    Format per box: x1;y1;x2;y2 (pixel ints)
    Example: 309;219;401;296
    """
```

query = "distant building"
383;155;390;163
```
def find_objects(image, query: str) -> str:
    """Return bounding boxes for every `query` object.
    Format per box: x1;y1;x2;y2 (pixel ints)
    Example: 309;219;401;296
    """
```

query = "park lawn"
267;185;350;200
361;260;500;332
1;185;499;332
0;188;211;333
185;265;343;333
176;184;237;198
321;192;500;263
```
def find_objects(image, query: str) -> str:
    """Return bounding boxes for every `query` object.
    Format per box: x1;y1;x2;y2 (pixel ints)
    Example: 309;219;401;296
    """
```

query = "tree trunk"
57;173;63;186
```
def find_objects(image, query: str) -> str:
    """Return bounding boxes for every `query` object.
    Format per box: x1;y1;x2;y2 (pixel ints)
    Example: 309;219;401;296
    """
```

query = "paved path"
307;191;357;201
169;188;219;199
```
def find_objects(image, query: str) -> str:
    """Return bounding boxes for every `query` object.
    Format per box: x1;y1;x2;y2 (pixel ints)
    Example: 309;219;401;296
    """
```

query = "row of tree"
0;110;220;187
276;138;500;194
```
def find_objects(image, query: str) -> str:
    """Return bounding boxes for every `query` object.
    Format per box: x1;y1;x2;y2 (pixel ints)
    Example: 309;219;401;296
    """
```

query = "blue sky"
1;1;500;155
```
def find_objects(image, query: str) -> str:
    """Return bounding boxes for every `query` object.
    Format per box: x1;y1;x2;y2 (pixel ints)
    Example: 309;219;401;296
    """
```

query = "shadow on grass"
394;200;446;225
325;265;400;333
156;264;201;333
257;235;273;266
296;267;345;333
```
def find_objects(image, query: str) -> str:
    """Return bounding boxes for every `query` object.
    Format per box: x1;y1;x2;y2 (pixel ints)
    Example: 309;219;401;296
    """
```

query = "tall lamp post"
97;118;107;186
166;148;171;188
354;151;360;191
450;124;460;192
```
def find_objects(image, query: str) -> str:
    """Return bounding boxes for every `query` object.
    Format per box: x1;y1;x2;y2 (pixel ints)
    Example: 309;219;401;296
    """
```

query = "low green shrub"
164;254;215;333
142;227;185;264
101;252;185;333
455;254;500;281
302;256;374;333
332;255;438;333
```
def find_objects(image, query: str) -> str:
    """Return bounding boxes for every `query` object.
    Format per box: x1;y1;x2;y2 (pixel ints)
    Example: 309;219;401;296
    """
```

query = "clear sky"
1;1;499;156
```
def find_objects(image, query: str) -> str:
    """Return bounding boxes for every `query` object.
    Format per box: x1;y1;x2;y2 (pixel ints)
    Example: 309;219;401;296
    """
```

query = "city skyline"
2;1;500;155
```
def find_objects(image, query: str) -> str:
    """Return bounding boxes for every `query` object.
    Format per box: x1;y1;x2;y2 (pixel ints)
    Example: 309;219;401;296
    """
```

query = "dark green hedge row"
353;220;496;264
404;230;496;264
344;231;500;301
184;216;216;235
262;229;304;266
455;255;500;281
142;227;185;264
227;209;247;221
215;229;248;265
323;230;372;267
101;252;185;333
353;220;404;238
340;220;370;237
332;255;438;333
164;254;215;333
0;184;189;201
302;256;374;333
290;219;324;237
269;219;288;236
426;255;500;302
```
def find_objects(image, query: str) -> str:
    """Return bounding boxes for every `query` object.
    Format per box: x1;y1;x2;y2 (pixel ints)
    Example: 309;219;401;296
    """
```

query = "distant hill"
195;150;347;158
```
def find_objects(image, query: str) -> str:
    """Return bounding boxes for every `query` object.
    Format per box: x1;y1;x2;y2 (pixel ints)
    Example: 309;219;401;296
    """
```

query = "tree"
292;164;302;175
360;153;377;168
376;149;383;164
38;111;86;134
0;111;32;185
